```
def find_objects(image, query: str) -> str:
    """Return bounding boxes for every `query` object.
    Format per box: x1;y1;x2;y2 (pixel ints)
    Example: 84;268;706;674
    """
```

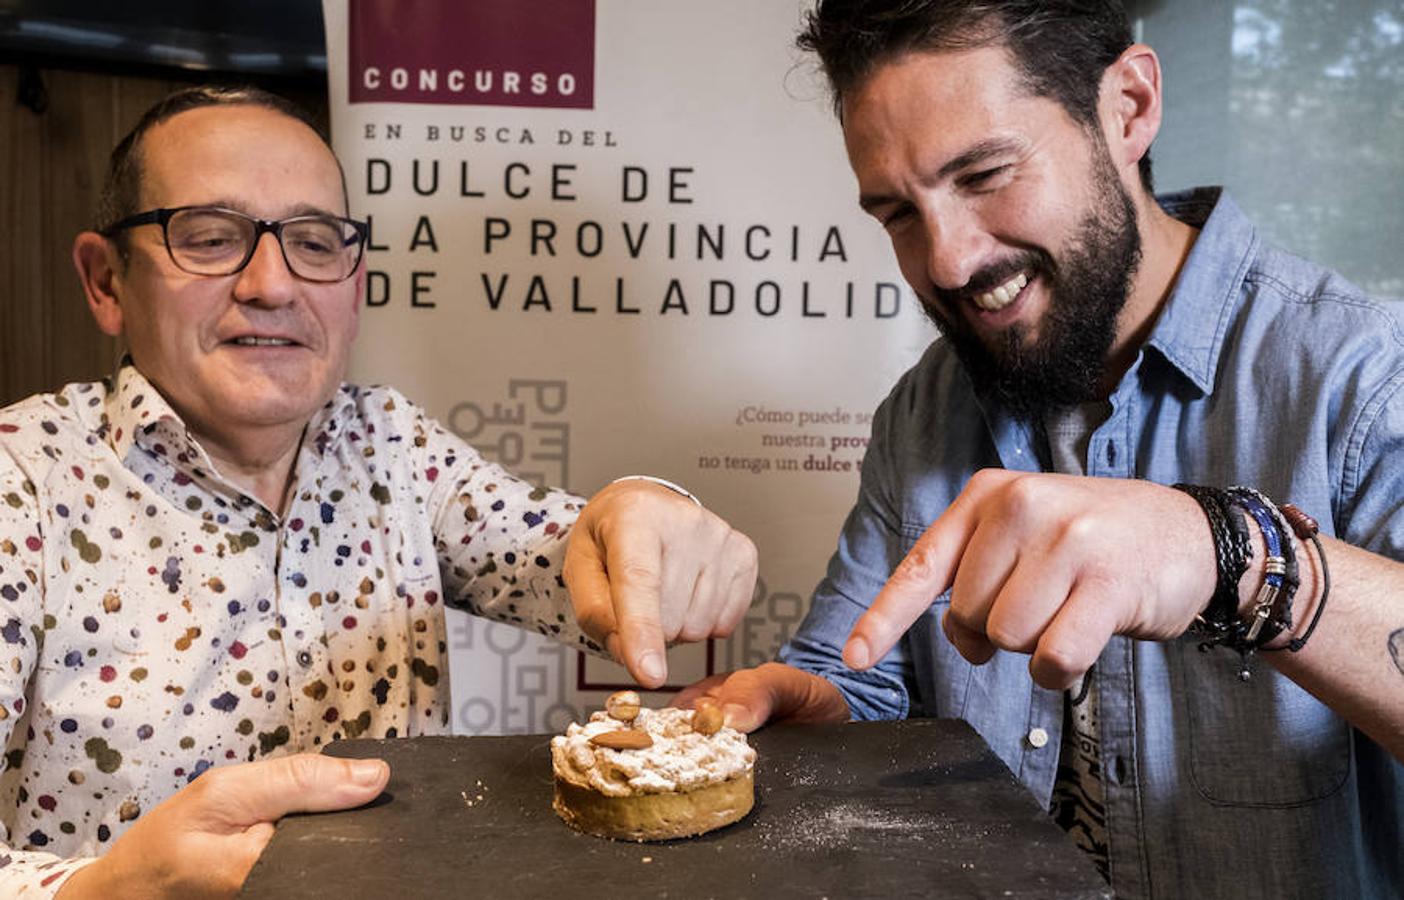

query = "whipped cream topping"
551;706;756;797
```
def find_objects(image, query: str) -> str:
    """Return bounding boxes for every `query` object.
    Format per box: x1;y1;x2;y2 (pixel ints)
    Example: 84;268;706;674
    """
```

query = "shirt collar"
105;359;192;465
105;359;359;481
1143;186;1260;396
306;386;359;457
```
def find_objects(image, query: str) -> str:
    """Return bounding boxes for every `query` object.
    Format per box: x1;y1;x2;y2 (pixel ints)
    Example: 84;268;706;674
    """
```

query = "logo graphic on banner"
348;0;595;108
326;0;932;734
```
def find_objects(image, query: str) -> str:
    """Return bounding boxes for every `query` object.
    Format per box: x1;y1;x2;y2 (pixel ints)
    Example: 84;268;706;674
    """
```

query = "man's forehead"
842;44;1024;120
138;105;345;212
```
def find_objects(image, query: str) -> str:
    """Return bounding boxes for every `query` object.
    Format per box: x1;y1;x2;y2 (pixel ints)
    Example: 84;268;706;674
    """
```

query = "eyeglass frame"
100;205;370;284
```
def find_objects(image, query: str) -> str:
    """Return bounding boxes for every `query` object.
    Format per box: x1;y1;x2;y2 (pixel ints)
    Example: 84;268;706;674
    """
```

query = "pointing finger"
845;502;980;669
603;526;669;688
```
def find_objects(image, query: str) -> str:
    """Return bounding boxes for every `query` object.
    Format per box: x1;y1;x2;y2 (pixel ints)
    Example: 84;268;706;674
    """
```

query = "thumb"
710;672;780;734
218;754;390;825
706;663;833;733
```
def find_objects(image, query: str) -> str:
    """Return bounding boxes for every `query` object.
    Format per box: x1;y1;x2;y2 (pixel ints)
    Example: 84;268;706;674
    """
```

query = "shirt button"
1027;727;1050;749
296;650;313;668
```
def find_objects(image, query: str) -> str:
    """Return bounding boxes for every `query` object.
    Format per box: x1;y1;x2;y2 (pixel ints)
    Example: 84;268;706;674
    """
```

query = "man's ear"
72;232;126;337
1100;43;1162;183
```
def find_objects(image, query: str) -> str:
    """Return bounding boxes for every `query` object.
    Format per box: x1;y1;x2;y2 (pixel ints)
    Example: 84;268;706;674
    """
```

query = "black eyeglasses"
101;206;369;283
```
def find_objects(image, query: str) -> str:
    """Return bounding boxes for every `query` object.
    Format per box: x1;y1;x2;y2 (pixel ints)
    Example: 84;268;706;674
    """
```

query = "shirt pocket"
1175;638;1351;806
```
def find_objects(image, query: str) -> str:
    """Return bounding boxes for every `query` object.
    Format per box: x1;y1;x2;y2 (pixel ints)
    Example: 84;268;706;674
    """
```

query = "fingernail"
843;637;870;670
638;650;665;684
351;760;386;787
722;703;752;731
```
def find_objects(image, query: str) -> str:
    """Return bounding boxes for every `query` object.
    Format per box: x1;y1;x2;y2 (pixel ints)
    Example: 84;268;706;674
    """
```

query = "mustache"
931;248;1053;306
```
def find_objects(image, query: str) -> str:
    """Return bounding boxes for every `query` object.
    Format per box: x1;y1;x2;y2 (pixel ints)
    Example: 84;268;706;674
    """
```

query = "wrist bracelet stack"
1172;484;1329;681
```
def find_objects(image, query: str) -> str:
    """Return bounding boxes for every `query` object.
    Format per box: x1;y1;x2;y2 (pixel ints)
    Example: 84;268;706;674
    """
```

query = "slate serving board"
241;719;1110;898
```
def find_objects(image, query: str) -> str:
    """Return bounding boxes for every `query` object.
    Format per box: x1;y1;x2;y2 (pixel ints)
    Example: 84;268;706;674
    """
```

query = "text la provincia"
357;156;912;321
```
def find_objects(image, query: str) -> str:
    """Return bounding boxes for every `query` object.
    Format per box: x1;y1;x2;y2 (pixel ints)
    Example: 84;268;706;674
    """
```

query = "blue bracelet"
1228;486;1301;643
1227;495;1284;643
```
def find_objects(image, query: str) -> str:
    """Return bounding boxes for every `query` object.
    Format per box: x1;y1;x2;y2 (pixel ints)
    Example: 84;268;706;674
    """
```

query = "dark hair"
95;85;347;235
797;0;1153;192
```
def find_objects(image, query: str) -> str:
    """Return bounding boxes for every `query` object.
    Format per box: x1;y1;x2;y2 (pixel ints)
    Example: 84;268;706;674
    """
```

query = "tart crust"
553;771;754;841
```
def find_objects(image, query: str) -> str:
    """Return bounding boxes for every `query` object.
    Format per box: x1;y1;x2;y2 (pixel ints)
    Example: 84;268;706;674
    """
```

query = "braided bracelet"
1173;484;1252;641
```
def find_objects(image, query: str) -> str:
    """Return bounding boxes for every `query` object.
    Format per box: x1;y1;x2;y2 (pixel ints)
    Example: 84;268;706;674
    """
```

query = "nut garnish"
691;699;724;735
605;690;641;722
590;729;653;750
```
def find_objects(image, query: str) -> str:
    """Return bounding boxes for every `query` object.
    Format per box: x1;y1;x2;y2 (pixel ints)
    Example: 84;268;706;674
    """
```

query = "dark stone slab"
241;718;1110;899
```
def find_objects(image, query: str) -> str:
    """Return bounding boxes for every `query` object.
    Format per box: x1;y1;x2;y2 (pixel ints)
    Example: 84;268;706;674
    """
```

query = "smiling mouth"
229;336;298;347
971;272;1029;312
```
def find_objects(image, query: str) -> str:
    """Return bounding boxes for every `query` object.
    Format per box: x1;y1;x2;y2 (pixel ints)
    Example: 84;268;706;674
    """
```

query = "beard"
919;143;1143;421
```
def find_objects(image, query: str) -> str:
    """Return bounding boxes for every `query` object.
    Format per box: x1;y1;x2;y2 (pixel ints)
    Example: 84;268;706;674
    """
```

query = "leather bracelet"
1269;503;1330;654
1173;483;1252;639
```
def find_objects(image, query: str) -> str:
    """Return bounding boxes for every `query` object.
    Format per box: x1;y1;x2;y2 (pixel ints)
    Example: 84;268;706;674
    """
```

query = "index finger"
843;483;990;670
602;524;670;688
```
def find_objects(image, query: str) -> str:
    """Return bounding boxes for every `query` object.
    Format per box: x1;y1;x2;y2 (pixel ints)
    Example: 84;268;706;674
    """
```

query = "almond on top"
590;729;654;750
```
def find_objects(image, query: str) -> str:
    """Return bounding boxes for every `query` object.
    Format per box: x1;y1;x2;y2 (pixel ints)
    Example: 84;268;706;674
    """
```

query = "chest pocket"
1174;639;1351;806
899;522;973;719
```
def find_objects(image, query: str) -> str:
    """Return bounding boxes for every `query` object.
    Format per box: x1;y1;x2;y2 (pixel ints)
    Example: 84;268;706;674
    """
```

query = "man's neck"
1100;191;1200;395
189;421;307;516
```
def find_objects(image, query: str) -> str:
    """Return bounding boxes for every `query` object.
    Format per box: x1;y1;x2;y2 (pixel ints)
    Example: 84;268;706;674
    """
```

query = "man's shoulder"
1243;241;1404;360
1249;241;1402;319
0;379;110;461
878;338;975;425
332;382;461;448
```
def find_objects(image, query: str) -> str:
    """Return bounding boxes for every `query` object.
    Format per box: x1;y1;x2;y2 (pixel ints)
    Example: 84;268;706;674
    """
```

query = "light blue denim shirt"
779;188;1404;899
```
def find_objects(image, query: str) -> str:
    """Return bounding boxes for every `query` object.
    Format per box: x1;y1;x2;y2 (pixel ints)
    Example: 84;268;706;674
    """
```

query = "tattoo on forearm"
1390;628;1404;677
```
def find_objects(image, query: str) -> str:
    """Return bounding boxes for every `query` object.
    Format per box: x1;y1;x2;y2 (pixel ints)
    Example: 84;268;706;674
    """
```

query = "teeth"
972;272;1028;312
233;337;294;346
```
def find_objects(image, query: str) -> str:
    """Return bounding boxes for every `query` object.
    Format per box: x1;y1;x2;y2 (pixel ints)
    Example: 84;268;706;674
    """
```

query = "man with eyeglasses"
0;86;757;898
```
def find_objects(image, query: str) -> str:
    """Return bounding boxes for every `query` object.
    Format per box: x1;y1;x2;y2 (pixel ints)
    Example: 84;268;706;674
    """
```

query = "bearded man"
676;2;1404;897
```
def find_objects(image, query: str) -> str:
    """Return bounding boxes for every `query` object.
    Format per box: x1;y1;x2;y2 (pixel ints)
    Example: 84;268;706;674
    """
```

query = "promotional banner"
323;0;933;734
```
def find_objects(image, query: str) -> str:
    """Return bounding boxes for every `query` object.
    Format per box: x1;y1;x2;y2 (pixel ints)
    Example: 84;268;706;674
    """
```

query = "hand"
672;662;850;732
564;479;758;689
57;753;389;900
844;470;1218;690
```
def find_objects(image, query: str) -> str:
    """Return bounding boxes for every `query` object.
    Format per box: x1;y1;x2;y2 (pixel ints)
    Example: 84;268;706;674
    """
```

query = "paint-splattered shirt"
0;364;594;895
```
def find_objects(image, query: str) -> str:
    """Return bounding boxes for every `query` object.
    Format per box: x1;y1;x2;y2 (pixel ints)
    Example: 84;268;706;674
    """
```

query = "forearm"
1257;534;1404;760
428;439;597;651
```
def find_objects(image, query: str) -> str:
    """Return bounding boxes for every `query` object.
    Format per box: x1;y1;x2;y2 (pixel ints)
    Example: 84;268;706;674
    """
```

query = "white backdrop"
323;0;932;734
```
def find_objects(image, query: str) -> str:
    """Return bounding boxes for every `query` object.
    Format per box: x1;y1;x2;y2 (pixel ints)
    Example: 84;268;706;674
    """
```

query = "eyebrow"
858;136;1026;213
197;199;345;220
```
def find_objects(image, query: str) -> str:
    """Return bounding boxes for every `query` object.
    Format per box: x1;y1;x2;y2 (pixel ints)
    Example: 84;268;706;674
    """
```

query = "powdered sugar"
551;706;755;797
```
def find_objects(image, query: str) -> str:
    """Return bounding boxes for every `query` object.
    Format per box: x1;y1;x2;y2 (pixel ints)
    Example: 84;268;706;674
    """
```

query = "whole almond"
590;729;653;750
605;690;641;722
691;700;724;735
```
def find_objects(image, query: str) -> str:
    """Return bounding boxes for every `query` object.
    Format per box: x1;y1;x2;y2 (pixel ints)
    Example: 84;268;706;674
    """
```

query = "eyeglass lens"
166;209;361;282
